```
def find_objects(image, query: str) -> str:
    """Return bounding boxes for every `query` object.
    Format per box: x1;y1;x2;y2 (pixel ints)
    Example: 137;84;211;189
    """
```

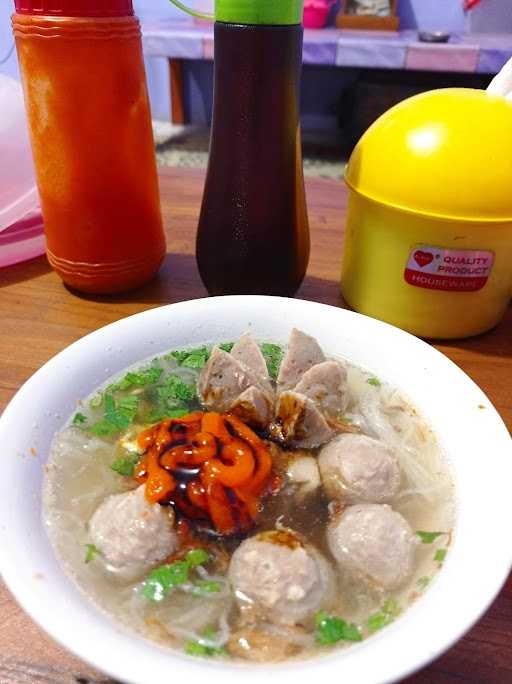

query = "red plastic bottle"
12;0;166;294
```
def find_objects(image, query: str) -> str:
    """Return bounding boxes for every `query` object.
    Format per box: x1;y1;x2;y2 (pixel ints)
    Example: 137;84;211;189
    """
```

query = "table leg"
169;58;186;125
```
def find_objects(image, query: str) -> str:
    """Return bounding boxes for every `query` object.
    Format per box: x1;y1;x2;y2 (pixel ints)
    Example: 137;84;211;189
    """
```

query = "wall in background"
467;0;512;33
397;0;466;32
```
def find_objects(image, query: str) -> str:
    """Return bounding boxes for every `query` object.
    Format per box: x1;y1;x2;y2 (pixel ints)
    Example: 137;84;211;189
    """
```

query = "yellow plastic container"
341;88;512;339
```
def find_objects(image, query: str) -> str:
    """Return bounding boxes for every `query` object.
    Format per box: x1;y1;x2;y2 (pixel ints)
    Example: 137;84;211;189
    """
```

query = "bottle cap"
169;0;303;25
14;0;133;17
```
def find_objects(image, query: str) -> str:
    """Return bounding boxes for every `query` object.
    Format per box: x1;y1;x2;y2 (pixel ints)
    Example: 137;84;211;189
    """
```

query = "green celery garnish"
416;530;444;544
260;343;284;380
88;418;119;437
168;347;210;369
315;611;362;645
111;454;139;477
185;628;226;658
181;348;209;369
142;549;211;602
116;367;163;390
367;377;381;387
218;342;234;353
157;375;196;403
191;580;222;596
105;394;139;430
167;350;189;364
142;561;191;602
367;598;401;633
434;548;447;563
72;412;87;426
186;549;209;566
85;544;101;563
89;394;103;409
88;393;140;437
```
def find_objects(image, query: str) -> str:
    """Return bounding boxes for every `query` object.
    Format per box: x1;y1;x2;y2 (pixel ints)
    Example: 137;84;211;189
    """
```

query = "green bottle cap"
169;0;303;25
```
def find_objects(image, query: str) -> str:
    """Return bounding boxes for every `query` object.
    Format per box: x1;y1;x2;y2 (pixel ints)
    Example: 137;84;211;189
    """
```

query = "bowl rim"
1;295;511;684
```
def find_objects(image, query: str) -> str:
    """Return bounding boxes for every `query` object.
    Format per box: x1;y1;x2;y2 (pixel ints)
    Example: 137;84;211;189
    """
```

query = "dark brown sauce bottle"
196;22;310;296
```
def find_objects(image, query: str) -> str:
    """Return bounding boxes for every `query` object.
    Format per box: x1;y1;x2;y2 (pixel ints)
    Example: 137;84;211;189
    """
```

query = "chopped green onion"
315;611;362;645
72;412;87;426
416;530;444;544
85;544;101;564
367;377;381;387
434;548;447;563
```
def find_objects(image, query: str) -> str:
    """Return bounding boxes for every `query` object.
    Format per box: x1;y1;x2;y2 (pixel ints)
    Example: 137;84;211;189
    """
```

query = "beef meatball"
228;529;335;626
327;504;417;591
89;485;178;580
319;434;400;504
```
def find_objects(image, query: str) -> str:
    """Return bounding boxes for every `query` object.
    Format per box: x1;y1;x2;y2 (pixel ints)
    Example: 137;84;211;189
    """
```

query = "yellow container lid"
345;88;512;223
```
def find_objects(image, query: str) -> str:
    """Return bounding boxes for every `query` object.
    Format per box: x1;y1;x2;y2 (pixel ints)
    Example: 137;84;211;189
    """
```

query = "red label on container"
404;245;494;292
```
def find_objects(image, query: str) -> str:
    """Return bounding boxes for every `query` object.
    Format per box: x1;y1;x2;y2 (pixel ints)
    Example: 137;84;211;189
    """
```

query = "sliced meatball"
277;329;325;392
319;434;400;504
229;529;335;626
230;333;273;395
276;391;334;448
198;347;265;412
88;485;178;580
230;385;274;429
327;504;417;591
293;360;349;417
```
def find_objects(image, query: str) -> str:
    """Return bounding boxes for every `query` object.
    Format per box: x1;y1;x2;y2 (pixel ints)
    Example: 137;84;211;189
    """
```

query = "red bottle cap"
14;0;133;17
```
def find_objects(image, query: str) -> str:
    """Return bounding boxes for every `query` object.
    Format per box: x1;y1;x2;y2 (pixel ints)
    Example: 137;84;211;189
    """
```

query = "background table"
0;167;510;683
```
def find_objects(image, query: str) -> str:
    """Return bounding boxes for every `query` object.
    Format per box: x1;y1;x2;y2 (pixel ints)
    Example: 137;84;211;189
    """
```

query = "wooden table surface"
0;167;511;684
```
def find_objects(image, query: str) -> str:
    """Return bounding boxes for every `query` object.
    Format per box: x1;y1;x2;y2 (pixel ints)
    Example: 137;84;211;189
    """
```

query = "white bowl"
1;296;511;684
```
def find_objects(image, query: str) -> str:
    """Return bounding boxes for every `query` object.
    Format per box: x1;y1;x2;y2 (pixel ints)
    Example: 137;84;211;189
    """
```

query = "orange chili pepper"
190;432;217;462
202;477;236;535
201;412;232;441
160;432;217;471
225;413;263;446
138;410;274;533
207;437;255;487
187;480;208;510
145;448;176;504
232;486;260;519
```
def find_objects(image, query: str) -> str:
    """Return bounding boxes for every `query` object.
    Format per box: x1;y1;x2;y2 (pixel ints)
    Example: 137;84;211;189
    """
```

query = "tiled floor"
153;121;348;180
